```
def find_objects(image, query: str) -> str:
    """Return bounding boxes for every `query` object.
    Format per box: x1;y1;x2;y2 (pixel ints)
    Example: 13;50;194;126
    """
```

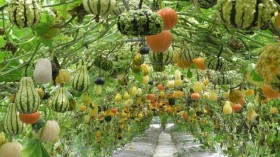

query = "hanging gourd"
94;55;113;71
211;72;231;85
146;30;172;52
33;58;52;84
72;63;90;91
217;0;277;31
8;0;41;28
197;0;217;9
32;120;60;142
15;77;40;114
94;78;105;95
256;42;280;92
181;46;198;62
157;7;178;30
0;142;22;157
149;47;173;65
4;103;24;135
19;111;40;124
83;0;118;19
117;9;163;36
50;87;69;113
205;56;228;72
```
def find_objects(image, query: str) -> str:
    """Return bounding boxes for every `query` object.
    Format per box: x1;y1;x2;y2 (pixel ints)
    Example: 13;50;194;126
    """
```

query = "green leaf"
22;139;51;157
187;69;192;78
133;73;143;83
251;70;264;82
0;36;6;48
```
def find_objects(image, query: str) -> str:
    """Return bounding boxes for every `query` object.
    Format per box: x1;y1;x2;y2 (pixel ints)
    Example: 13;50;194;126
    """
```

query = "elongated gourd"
4;103;24;135
15;77;40;114
50;87;69;113
33;58;52;84
72;65;90;91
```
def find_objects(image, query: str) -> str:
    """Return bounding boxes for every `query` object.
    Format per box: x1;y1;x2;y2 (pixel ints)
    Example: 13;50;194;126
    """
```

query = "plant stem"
122;0;130;11
0;4;7;11
138;0;144;9
24;43;41;76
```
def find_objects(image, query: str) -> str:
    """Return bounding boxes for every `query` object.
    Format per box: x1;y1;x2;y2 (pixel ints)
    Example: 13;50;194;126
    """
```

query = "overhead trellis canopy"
0;0;280;157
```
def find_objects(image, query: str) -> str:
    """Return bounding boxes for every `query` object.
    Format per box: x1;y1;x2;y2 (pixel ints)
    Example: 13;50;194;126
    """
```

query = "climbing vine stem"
24;43;41;76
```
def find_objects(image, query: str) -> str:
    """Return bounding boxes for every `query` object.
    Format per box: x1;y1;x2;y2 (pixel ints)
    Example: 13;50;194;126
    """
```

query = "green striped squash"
4;103;24;135
205;56;227;72
15;77;40;114
212;74;231;85
217;0;277;30
149;48;173;66
72;65;90;91
181;46;197;62
83;0;117;16
50;87;69;113
8;0;41;28
117;9;163;36
152;64;165;72
93;55;113;71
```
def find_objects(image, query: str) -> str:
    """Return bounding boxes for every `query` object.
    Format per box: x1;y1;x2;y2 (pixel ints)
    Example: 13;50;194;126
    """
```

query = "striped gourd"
117;9;163;36
152;64;165;72
83;0;117;16
93;55;113;71
149;48;173;66
4;103;24;135
15;77;40;114
205;56;227;72
198;0;217;9
217;0;277;30
181;46;197;62
212;74;231;85
72;65;90;91
50;87;69;113
8;0;41;28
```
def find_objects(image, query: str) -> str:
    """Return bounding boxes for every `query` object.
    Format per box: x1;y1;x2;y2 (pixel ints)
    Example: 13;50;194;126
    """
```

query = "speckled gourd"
8;0;41;28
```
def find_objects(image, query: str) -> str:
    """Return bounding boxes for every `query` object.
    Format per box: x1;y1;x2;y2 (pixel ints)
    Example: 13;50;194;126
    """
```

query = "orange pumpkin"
191;93;200;100
146;94;156;100
111;108;118;114
232;103;242;112
157;84;165;91
262;84;280;99
193;57;207;70
146;30;172;52
157;7;178;30
19;111;40;124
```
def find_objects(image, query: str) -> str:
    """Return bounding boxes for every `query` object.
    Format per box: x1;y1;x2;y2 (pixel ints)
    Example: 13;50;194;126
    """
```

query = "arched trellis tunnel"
0;0;280;156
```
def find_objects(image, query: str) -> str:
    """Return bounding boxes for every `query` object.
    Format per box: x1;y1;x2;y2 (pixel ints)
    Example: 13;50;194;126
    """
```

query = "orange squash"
146;30;172;52
191;93;200;100
157;7;178;30
193;57;207;70
232;103;242;112
19;111;40;124
262;84;280;99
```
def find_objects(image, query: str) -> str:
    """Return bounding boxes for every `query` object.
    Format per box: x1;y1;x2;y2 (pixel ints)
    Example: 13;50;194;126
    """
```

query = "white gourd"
0;142;22;157
33;58;52;84
32;120;60;142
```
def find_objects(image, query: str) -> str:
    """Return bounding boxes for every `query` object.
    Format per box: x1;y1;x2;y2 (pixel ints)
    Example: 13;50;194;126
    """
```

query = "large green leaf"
22;139;51;157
